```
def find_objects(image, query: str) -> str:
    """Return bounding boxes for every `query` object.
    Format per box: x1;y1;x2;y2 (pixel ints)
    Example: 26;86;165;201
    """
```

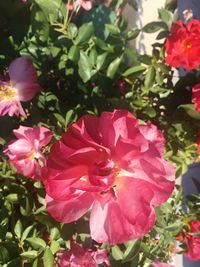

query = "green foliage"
0;0;199;266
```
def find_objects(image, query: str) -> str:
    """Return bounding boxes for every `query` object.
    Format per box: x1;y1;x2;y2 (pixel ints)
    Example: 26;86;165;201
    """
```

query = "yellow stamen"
0;84;17;101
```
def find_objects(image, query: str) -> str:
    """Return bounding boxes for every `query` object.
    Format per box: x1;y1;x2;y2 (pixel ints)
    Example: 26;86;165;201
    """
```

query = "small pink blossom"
74;0;93;11
44;110;175;244
4;126;52;179
152;259;174;267
192;83;200;112
56;240;110;267
0;57;41;117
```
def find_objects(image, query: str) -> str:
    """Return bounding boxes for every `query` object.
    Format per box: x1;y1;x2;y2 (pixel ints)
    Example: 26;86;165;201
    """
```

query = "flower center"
183;40;192;49
0;84;17;101
88;159;116;189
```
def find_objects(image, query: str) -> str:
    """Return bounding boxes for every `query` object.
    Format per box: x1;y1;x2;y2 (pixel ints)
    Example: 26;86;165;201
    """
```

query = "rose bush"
1;0;200;266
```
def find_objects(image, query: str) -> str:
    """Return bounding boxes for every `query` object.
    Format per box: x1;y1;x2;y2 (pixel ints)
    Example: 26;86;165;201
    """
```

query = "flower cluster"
165;19;200;70
177;220;200;261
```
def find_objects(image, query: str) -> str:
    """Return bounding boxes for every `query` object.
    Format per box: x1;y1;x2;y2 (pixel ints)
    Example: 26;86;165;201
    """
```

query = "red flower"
192;83;200;112
177;220;200;261
165;20;200;70
43;110;175;244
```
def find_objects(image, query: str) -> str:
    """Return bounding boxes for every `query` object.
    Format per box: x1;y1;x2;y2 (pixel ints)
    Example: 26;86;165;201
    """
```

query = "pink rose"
0;57;41;117
4;126;52;179
56;240;110;266
165;20;200;70
43;110;175;244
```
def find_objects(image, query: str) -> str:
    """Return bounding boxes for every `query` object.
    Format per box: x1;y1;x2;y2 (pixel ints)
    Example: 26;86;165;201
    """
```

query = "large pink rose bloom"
4;126;52;179
0;57;41;117
44;110;175;244
56;240;110;267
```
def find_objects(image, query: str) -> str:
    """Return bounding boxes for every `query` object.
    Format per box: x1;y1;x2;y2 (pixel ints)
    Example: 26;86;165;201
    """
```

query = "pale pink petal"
81;0;92;10
0;99;26;117
9;57;38;84
16;82;41;101
116;177;156;238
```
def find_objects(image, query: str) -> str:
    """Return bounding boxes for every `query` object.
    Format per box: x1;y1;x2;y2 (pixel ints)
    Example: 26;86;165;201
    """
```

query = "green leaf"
144;66;156;90
81;4;116;40
158;8;171;24
31;4;49;42
106;24;120;35
43;248;54;267
78;51;92;82
125;29;140;40
67;23;78;39
122;65;146;77
6;193;19;203
122;240;141;263
21;225;34;242
142;21;167;33
96;52;108;70
54;113;66;127
14;219;23;239
179;104;200;120
20;251;38;260
75;22;94;45
26;237;46;250
111;245;123;261
106;56;123;79
34;0;66;23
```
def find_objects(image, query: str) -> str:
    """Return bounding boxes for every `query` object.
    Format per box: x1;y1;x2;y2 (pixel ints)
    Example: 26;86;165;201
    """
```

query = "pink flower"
56;240;110;267
152;259;174;267
176;220;200;261
43;110;175;244
74;0;93;11
0;57;41;117
4;126;52;179
165;20;200;70
192;83;200;112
